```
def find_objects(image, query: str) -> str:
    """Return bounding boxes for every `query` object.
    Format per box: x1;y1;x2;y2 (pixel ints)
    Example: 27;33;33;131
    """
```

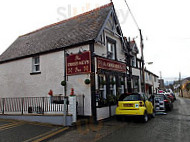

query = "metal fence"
0;96;68;115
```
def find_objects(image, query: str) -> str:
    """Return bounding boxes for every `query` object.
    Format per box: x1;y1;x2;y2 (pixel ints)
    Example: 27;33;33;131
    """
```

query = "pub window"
107;37;116;60
118;76;125;94
109;76;116;96
99;75;107;99
96;74;107;107
32;56;40;72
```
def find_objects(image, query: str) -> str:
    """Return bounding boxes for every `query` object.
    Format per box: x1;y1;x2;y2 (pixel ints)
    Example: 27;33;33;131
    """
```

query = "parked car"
171;93;176;100
155;93;173;111
115;93;155;122
164;95;173;111
154;94;166;112
165;93;174;102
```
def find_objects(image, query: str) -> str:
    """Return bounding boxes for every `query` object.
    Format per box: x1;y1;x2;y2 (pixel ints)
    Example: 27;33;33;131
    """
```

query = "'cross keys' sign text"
66;51;91;75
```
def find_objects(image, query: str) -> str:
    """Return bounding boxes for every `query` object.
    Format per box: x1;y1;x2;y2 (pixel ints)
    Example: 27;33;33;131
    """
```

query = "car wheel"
143;112;148;123
151;109;156;118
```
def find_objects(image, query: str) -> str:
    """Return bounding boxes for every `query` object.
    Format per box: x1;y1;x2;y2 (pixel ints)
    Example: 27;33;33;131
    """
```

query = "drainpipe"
64;49;67;96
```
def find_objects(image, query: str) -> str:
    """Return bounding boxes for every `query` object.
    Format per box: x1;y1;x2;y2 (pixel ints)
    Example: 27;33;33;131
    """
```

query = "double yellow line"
23;127;69;142
0;122;24;131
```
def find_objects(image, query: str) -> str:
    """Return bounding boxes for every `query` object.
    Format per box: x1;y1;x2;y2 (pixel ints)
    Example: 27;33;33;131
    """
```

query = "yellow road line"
33;127;69;142
23;127;69;142
0;119;17;123
0;122;14;128
0;119;55;127
0;122;24;131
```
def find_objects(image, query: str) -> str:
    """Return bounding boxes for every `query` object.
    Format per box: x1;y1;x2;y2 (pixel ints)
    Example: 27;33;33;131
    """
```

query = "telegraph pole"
139;29;146;93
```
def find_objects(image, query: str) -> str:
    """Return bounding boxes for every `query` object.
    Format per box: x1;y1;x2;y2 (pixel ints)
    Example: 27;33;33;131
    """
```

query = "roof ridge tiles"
20;2;113;37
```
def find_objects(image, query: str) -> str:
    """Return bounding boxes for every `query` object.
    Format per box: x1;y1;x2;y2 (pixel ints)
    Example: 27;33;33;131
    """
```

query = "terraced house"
0;3;129;121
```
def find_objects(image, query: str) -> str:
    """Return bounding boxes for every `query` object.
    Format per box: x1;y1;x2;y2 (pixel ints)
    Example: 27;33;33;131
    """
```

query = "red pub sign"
66;51;91;75
97;57;126;73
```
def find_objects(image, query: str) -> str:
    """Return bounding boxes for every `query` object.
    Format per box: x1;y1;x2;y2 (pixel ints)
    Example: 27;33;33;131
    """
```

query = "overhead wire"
123;0;140;30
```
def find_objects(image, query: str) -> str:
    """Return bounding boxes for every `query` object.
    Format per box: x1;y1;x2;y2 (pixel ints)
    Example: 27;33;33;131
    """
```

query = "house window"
32;56;40;72
107;38;116;60
131;56;136;67
133;76;139;93
154;77;157;82
146;73;148;81
149;74;152;82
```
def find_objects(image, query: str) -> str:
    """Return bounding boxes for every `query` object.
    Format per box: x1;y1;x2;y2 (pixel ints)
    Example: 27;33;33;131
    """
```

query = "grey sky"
0;0;189;81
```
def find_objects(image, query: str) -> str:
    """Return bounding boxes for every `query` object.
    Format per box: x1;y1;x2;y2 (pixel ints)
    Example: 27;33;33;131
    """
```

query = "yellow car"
115;93;155;122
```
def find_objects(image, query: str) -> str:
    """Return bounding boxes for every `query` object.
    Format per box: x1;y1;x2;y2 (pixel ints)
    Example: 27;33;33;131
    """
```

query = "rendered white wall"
66;74;91;116
0;51;65;98
97;107;109;120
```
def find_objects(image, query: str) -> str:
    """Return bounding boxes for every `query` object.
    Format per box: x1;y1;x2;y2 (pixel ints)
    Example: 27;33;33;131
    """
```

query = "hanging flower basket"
121;81;125;85
100;80;106;85
84;79;91;85
111;81;116;85
61;80;66;86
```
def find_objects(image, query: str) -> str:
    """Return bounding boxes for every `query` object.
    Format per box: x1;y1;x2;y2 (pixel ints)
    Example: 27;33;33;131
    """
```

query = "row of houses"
0;3;159;121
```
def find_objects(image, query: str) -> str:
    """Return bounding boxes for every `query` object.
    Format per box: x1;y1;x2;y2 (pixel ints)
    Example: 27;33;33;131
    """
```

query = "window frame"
109;75;116;96
32;56;40;73
131;56;136;67
106;37;117;60
98;74;107;99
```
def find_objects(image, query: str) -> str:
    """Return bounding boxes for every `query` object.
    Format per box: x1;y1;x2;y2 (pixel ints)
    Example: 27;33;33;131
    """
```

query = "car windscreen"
119;94;142;101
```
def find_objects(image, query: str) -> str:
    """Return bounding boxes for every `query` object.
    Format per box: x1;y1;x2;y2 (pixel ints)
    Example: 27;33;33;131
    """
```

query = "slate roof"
0;3;113;63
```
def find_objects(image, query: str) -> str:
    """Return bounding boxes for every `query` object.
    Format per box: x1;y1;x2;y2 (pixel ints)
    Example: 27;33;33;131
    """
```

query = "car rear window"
155;94;165;100
119;94;142;101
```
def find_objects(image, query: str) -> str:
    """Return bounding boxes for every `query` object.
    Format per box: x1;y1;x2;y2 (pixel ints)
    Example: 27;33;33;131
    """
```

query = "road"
49;96;190;142
97;96;190;142
0;119;67;142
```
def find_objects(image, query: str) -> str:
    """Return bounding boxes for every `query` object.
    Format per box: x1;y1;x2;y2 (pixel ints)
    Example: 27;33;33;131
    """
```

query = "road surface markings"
0;122;24;131
0;119;54;127
23;127;69;142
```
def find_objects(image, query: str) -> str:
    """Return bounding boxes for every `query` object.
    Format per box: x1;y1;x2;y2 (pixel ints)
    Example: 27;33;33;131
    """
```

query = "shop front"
95;57;127;120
